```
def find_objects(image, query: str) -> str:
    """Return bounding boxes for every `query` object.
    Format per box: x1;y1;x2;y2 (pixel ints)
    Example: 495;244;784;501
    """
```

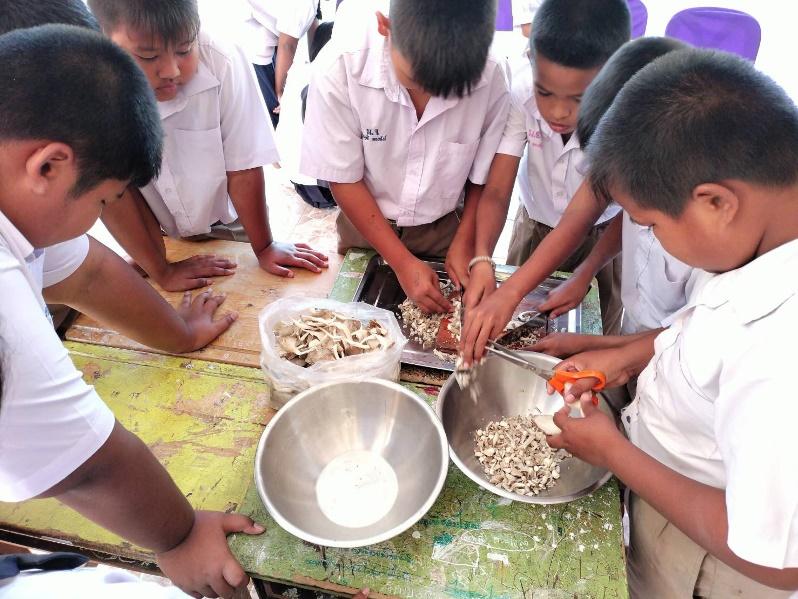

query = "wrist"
154;508;196;556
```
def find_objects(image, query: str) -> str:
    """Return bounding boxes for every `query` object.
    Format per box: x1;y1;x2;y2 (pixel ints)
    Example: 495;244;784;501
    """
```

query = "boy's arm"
226;167;328;277
445;181;482;290
102;188;236;291
44;421;264;597
538;211;623;318
331;180;452;313
43;236;236;353
461;180;607;365
273;33;301;106
550;403;798;590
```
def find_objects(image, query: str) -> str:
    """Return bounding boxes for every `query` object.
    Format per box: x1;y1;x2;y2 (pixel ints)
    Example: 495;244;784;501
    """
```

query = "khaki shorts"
506;205;623;336
336;210;461;259
628;494;792;599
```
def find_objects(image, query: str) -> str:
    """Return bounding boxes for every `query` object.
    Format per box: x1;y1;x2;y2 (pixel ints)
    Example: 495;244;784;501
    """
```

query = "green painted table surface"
0;251;625;598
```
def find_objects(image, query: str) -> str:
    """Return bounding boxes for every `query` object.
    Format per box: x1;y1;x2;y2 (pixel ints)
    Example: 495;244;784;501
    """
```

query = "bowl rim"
254;378;450;548
436;351;613;505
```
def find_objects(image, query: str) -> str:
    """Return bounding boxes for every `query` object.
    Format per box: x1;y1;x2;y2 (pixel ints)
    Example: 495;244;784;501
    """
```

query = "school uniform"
498;59;623;335
300;0;511;258
511;0;542;28
622;239;798;598
0;210;114;503
243;0;319;126
138;30;279;242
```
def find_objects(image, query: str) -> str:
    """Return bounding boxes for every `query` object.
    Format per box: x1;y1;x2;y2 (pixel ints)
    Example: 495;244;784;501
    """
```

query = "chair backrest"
665;7;762;61
628;0;648;38
496;0;514;31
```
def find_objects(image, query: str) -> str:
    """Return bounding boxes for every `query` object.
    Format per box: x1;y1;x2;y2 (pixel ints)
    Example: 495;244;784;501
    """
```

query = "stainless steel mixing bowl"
255;379;449;547
437;352;613;504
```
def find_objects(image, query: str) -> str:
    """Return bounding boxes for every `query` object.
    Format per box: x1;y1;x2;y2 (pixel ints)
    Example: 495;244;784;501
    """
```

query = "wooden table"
0;240;627;598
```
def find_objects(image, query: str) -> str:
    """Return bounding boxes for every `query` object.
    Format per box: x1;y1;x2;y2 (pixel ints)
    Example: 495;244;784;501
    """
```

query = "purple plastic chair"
627;0;648;38
496;0;514;32
665;7;762;61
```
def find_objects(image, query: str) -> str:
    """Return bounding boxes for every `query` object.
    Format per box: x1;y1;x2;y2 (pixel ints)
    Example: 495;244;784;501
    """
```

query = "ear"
691;182;739;228
376;11;390;38
24;142;76;196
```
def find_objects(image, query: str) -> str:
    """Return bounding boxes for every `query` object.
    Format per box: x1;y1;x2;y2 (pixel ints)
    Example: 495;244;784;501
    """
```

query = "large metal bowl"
437;352;613;504
255;379;449;547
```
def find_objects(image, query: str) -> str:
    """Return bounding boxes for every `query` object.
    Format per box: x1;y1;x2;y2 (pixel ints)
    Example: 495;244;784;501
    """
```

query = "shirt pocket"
434;139;480;201
168;127;228;235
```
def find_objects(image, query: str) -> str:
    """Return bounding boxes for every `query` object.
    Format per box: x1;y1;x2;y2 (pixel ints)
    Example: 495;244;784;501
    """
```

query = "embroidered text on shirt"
361;128;388;142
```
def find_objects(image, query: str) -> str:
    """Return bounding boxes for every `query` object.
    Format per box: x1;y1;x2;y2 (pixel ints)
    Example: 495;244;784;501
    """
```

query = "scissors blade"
485;342;554;381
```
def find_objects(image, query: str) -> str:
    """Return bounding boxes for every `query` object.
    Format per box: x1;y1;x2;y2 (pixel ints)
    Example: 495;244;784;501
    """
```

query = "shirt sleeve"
216;41;281;171
275;0;318;39
467;61;512;185
714;299;798;569
299;53;364;183
0;249;115;502
41;236;90;289
511;0;541;27
496;95;528;158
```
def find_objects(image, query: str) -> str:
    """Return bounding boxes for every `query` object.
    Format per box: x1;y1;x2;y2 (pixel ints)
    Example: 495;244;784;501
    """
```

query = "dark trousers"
253;57;279;128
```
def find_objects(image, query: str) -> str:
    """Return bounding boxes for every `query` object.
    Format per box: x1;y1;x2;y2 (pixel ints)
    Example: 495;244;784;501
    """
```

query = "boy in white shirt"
243;0;319;127
88;0;328;292
301;0;510;313
511;0;542;38
548;49;798;597
460;0;630;340
0;25;263;598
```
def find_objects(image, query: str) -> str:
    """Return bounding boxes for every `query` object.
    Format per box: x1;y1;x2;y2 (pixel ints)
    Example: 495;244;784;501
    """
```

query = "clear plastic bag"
259;297;408;409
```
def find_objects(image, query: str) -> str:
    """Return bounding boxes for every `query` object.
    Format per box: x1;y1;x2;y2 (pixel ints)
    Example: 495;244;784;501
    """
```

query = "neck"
754;183;798;257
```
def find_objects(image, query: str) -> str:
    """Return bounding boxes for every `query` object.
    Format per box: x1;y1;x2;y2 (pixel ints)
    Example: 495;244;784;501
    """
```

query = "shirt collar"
158;59;220;120
0;209;35;263
691;239;798;323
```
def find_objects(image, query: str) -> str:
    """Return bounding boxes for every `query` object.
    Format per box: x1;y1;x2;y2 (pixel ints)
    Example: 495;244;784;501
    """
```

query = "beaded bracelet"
467;255;496;273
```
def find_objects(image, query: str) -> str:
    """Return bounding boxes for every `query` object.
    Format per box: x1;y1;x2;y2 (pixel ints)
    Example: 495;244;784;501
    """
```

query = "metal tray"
352;256;582;371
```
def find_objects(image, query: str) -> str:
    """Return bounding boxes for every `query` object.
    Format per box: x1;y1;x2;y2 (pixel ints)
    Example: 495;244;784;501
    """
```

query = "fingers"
562;378;597;404
263;262;295;278
285;253;323;273
294;244;329;262
352;588;371;599
222;559;250;591
181;291;192;310
446;264;461;292
221;513;265;535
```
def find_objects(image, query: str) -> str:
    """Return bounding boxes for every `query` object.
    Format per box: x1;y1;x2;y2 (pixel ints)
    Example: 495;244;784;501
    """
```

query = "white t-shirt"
497;59;620;228
0;211;114;502
139;30;280;238
300;0;511;227
511;0;542;27
620;212;694;334
242;0;318;65
624;239;798;570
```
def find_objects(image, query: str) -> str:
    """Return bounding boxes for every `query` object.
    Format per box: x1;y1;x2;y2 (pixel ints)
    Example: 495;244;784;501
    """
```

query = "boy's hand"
462;262;496;310
156;511;265;599
156;255;238;292
396;257;452;314
178;290;238;352
530;332;603;358
444;236;474;291
537;271;591;318
257;242;329;278
460;286;518;365
546;395;626;470
547;348;634;402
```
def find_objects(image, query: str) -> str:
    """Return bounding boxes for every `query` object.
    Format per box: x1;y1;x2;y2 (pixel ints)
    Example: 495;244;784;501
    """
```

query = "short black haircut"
532;0;631;70
578;37;689;149
0;25;162;195
87;0;200;46
0;0;100;35
390;0;495;98
589;49;798;217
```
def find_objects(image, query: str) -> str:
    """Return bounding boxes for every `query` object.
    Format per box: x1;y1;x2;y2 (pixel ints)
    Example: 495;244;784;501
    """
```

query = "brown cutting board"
66;238;344;368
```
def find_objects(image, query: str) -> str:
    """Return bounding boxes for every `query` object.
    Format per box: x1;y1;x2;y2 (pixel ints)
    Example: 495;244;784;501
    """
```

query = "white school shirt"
0;211;114;502
511;0;542;27
497;59;619;228
242;0;318;65
139;31;280;238
623;239;798;570
620;212;694;334
300;0;511;227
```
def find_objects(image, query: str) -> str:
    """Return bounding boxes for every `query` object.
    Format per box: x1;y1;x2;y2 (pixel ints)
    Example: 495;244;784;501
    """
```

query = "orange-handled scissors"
485;341;606;405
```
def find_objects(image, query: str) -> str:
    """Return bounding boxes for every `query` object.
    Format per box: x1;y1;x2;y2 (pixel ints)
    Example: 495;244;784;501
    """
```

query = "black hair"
589;48;798;217
532;0;631;70
87;0;200;46
0;25;162;195
389;0;495;98
0;0;100;35
578;37;689;149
